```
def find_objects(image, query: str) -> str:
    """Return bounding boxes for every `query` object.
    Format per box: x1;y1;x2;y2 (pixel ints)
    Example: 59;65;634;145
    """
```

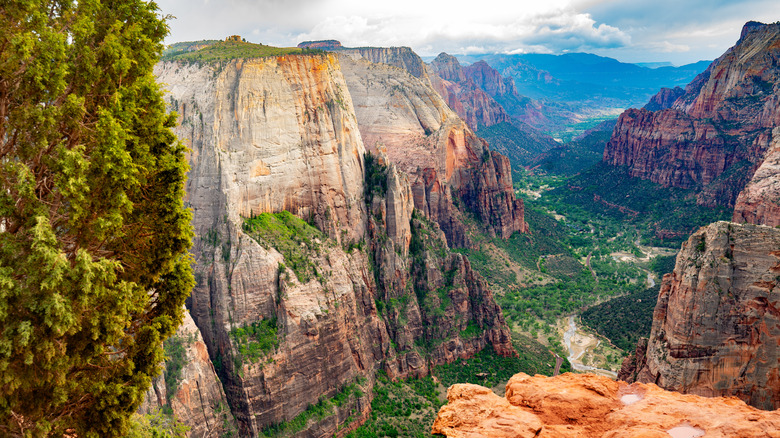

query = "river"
563;316;618;379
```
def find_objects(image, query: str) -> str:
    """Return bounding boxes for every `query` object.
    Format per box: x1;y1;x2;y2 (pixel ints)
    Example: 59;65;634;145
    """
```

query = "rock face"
734;127;780;226
428;53;511;129
297;40;343;50
621;221;780;410
156;55;366;243
433;372;780;437
140;311;237;437
603;21;780;207
339;52;528;246
338;46;427;79
154;51;516;437
643;86;685;111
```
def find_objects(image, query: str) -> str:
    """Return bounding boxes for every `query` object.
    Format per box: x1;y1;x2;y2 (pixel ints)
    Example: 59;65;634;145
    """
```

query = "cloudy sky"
155;0;778;65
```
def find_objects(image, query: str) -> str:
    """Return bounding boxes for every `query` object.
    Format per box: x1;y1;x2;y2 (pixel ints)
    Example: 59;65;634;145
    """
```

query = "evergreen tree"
0;1;194;436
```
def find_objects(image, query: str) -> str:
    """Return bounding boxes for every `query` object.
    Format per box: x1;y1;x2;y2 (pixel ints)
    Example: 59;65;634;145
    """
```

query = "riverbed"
562;316;618;379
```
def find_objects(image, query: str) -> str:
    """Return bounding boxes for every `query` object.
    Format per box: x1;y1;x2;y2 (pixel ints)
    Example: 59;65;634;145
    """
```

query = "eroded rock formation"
643;86;685;111
734;127;780;225
339;52;528;246
604;21;780;207
428;53;511;129
153;50;517;436
433;372;780;437
620;221;780;410
140;311;237;437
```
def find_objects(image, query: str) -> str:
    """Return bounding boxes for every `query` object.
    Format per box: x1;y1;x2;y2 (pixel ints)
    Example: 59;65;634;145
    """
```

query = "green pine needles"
0;1;194;436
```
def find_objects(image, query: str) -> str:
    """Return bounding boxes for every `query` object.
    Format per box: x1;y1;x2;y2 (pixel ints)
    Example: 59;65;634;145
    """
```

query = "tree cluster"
1;1;193;436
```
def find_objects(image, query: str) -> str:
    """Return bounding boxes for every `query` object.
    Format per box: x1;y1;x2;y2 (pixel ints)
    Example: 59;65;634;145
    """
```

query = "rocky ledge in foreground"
432;372;780;437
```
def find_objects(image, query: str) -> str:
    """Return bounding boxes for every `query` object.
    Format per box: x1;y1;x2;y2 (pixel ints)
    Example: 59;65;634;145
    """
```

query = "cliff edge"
433;372;780;437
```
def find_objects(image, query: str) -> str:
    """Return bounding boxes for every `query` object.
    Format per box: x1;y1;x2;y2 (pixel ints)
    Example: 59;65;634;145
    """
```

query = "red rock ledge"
433;372;780;437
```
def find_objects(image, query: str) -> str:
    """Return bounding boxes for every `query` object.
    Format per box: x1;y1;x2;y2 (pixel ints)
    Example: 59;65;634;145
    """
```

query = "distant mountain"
636;62;674;69
457;53;709;115
461;60;578;130
428;53;512;129
427;53;560;166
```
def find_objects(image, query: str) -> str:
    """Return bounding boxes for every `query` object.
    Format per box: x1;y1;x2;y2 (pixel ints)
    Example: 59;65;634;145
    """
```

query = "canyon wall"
433;372;780;437
156;54;380;436
620;221;780;410
616;25;780;410
154;50;516;436
603;21;780;207
733;127;780;226
140;311;237;437
428;53;511;129
643;86;685;111
338;52;528;247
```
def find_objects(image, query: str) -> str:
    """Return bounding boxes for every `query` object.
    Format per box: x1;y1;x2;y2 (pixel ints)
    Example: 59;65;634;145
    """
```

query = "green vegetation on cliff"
262;378;366;437
163;335;188;400
346;372;443;438
162;40;324;63
230;318;279;365
126;409;189;438
364;152;389;201
243;211;328;283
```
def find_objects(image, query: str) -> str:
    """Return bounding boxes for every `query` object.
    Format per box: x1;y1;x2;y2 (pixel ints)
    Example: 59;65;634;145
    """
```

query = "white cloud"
645;41;691;53
295;4;630;56
155;0;776;64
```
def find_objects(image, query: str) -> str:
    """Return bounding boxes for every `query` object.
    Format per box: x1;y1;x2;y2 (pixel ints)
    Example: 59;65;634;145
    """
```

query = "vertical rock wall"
339;53;528;247
622;221;780;410
603;22;780;208
153;51;516;436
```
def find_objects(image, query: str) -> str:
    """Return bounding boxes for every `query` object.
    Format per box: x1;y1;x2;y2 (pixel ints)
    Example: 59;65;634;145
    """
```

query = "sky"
155;0;779;65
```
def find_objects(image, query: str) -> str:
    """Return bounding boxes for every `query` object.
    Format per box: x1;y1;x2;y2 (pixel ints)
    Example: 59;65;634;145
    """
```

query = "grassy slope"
162;40;324;63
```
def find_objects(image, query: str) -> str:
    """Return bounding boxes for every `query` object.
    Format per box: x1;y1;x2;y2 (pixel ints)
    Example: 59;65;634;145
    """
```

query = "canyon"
142;19;780;438
145;43;523;436
435;20;780;437
603;21;780;208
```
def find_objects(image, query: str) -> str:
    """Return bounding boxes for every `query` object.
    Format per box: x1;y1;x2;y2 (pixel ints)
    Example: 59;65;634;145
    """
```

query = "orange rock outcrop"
433;372;780;438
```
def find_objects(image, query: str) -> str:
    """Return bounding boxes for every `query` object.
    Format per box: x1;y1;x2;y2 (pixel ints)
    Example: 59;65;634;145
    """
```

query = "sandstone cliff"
154;50;515;436
428;53;511;129
338;46;427;79
643;86;685;111
620;221;780;410
604;21;780;207
156;54;380;436
734;127;780;225
140;311;237;437
433;372;780;437
339;52;528;246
